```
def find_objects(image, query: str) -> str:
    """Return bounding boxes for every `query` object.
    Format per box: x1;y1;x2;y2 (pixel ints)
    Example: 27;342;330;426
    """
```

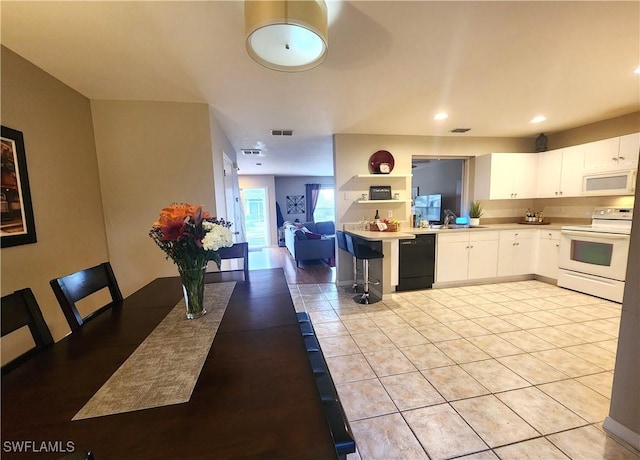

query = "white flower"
202;224;233;251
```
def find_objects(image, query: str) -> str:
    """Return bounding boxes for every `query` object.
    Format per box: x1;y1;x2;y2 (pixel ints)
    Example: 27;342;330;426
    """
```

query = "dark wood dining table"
1;269;339;459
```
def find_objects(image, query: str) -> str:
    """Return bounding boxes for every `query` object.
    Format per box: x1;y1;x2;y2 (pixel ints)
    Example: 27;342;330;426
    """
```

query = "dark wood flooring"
248;247;336;284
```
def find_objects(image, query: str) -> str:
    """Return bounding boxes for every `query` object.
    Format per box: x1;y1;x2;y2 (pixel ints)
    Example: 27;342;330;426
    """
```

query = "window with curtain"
312;187;335;222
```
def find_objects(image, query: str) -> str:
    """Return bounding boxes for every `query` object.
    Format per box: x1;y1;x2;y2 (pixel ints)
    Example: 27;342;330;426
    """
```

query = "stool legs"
352;256;358;292
360;259;370;304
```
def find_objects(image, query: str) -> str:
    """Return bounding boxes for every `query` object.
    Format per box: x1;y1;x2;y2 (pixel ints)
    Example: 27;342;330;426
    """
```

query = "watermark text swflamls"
3;440;75;453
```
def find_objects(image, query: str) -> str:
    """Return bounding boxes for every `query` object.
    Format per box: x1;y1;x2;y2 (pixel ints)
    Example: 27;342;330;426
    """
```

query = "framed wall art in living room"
1;126;37;247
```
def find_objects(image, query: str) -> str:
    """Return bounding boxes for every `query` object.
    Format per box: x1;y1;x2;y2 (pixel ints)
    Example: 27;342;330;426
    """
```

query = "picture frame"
286;195;305;214
1;126;37;247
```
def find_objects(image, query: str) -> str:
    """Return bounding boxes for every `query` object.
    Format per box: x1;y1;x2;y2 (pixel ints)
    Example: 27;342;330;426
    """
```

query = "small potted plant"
468;200;483;227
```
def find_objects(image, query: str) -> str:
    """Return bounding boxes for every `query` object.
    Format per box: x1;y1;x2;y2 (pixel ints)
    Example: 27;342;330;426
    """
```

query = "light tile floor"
289;280;640;460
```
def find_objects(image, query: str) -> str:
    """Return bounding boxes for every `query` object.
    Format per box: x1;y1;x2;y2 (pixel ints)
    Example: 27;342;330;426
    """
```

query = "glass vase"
179;265;207;319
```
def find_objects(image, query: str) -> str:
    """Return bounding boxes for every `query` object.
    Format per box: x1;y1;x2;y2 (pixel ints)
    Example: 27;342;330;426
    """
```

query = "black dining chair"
1;288;54;375
50;262;123;332
216;242;250;281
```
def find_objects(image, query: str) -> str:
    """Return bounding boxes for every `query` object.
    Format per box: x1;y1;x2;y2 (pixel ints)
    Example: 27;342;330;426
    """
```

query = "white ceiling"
2;1;639;177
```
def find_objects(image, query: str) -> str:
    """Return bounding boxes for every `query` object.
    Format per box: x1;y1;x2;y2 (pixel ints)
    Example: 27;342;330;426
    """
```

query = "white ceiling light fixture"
531;115;547;123
245;0;328;72
634;66;640;74
434;113;449;120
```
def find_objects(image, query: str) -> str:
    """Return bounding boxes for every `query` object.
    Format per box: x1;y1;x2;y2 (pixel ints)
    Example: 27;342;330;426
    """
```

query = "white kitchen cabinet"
584;137;620;171
436;231;499;283
537;145;585;198
474;153;538;200
535;229;561;279
497;229;535;277
618;133;640;170
582;133;639;172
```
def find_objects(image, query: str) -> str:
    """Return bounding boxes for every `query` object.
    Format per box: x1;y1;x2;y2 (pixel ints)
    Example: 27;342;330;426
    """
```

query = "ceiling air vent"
241;149;262;155
270;129;293;136
450;128;471;133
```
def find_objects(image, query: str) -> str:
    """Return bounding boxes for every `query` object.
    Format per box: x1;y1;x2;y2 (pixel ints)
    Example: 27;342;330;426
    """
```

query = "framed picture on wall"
1;126;37;247
286;195;305;214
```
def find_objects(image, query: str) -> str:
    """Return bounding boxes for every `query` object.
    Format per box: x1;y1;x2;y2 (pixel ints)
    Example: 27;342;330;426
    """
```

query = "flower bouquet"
150;203;233;319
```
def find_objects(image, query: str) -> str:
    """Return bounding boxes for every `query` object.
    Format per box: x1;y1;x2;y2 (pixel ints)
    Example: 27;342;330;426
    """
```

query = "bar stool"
344;233;384;304
336;231;358;292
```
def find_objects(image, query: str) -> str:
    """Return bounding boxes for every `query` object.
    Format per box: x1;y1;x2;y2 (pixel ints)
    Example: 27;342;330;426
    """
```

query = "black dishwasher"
397;234;435;291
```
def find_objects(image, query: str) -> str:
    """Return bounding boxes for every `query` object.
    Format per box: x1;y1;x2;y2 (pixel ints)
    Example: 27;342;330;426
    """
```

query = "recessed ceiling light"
634;66;640;74
531;115;547;123
434;113;448;120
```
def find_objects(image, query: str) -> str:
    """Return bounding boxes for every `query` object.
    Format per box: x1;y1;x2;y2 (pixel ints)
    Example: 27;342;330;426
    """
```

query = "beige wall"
548;112;640;149
0;47;110;341
605;175;640;448
238;175;278;247
90;100;218;296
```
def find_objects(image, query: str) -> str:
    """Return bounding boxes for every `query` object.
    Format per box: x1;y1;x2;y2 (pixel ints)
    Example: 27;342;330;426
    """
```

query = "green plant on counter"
469;200;484;218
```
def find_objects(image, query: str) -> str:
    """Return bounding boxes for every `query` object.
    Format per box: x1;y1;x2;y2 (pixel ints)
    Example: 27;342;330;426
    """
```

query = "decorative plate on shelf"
368;150;395;174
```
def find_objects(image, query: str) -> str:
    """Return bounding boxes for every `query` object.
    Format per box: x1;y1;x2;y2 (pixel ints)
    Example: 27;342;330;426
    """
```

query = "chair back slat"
1;288;53;374
217;242;249;280
50;262;122;331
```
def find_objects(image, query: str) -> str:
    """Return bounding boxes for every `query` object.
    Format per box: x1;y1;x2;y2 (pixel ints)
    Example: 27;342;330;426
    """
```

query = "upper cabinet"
536;144;585;198
474;153;538;200
475;133;638;201
584;133;639;171
618;133;640;170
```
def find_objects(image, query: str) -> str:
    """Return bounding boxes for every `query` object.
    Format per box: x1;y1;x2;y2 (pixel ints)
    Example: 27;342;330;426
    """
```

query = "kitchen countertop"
346;222;568;240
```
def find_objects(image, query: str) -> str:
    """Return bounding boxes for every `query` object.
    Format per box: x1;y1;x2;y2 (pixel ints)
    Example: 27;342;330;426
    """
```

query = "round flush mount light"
531;115;547;123
434;113;449;120
245;1;328;72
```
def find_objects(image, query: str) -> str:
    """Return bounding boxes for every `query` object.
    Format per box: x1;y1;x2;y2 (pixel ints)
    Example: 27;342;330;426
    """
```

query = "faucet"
443;209;457;227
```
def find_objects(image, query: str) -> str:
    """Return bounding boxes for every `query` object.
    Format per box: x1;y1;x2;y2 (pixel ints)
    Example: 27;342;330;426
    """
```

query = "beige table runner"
73;282;236;421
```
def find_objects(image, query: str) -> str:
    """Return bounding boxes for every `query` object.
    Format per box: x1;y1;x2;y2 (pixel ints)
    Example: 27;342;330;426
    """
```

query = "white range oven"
558;206;633;303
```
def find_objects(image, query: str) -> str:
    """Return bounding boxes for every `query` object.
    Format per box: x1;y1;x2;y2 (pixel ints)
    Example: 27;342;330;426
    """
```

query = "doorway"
241;186;270;249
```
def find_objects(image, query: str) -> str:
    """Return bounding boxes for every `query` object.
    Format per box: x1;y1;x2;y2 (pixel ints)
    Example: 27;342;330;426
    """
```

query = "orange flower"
153;203;210;227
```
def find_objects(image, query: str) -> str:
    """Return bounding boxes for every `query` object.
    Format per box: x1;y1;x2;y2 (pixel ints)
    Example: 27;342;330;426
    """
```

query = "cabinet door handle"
469;245;474;249
619;156;625;160
612;157;618;161
555;244;559;247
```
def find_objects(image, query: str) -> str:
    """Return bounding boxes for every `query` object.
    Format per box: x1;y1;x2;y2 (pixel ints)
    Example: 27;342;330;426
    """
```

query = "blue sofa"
284;221;335;267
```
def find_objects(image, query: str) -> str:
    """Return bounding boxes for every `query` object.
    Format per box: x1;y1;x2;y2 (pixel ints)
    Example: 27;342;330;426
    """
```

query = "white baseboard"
603;416;640;452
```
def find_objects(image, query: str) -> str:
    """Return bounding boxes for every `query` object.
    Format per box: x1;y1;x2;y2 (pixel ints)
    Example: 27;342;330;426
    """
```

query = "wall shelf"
355;199;411;204
354;174;412;179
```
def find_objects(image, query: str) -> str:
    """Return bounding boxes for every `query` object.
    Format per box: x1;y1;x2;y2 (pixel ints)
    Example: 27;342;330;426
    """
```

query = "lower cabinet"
436;231;499;283
535;230;561;279
497;229;535;277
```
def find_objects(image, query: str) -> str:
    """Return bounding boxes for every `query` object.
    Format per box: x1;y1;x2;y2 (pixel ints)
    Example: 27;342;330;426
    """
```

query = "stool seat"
352;244;384;261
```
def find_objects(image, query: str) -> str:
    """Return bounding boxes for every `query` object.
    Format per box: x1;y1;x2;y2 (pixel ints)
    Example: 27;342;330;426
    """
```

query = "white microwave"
582;169;636;195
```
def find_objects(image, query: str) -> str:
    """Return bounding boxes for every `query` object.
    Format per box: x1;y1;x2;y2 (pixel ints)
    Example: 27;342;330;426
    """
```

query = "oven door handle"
561;230;629;240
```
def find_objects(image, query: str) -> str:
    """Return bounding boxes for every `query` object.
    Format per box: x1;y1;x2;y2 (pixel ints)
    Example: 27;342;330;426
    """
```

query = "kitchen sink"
439;225;487;230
